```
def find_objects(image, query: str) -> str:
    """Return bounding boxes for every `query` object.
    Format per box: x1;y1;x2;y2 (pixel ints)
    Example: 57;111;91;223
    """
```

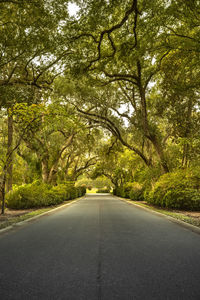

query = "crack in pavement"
97;201;102;300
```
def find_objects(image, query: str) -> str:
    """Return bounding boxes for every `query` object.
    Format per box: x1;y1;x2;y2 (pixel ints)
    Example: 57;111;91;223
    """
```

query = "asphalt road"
0;194;200;300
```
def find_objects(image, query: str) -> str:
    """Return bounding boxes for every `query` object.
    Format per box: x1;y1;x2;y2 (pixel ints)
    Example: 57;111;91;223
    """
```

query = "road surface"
0;194;200;299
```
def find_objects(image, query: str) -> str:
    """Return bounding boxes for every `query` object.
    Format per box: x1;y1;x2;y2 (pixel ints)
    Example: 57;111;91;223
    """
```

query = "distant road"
0;194;200;299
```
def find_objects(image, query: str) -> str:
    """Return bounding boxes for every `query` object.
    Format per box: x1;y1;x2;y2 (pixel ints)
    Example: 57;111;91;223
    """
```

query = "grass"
127;200;200;228
2;194;199;231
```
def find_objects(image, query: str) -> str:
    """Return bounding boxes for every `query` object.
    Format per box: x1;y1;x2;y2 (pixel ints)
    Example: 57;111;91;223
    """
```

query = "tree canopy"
1;0;200;213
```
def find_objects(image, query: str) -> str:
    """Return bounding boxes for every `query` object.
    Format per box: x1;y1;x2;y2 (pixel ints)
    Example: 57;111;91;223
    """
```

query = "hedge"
113;182;144;201
96;188;110;193
6;182;86;209
112;170;200;210
146;171;200;210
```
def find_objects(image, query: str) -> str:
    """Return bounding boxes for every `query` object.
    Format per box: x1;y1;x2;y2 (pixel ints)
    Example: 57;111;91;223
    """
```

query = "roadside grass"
2;195;199;231
0;200;74;230
127;200;200;228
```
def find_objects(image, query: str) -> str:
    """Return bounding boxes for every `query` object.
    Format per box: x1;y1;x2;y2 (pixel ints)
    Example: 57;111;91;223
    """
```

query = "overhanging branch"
74;105;151;166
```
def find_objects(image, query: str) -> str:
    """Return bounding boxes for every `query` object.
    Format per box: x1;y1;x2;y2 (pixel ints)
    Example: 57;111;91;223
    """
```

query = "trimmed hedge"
96;188;110;193
113;182;144;201
146;171;200;210
129;182;144;201
6;182;86;209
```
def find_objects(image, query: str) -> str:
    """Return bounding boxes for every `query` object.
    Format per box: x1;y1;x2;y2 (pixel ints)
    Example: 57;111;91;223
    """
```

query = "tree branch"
74;105;151;166
85;0;139;69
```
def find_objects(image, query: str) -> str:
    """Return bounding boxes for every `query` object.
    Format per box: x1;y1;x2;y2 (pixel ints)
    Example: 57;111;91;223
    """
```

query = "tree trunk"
41;157;49;183
139;85;149;136
150;135;169;173
48;165;58;185
139;85;169;173
182;143;189;168
6;111;13;192
182;98;193;168
0;167;7;214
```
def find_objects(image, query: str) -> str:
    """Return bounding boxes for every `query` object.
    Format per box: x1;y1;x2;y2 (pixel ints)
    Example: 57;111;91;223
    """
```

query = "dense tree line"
1;0;200;213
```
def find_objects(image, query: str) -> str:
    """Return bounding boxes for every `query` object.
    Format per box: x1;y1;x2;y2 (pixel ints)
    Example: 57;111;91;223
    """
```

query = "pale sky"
68;2;80;17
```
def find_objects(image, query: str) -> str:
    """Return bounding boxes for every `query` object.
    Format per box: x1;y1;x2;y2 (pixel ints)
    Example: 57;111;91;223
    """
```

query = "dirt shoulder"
0;200;76;230
0;207;53;230
2;198;200;231
127;200;200;228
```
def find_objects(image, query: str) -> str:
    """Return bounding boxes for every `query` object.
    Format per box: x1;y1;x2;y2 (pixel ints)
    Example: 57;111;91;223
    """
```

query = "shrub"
67;186;78;199
96;188;110;193
147;171;200;210
51;184;69;201
6;182;86;209
43;190;63;206
80;185;86;196
76;186;86;197
113;186;123;197
113;182;144;201
164;189;200;210
129;182;144;201
122;182;133;198
6;183;55;209
112;188;117;195
112;183;131;198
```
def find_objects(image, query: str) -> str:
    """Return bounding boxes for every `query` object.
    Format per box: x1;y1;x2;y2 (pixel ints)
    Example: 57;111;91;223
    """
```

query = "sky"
68;2;80;17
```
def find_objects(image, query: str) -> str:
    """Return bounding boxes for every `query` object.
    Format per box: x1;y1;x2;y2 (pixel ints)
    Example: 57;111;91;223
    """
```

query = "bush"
81;186;87;195
76;186;87;197
96;188;110;193
6;182;86;209
113;186;127;197
113;182;144;201
129;182;144;201
51;184;69;201
122;182;133;198
113;183;132;198
113;186;123;196
164;189;200;210
147;171;200;210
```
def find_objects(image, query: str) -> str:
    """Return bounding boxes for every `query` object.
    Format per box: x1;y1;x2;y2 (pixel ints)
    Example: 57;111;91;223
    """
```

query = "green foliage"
6;182;86;209
6;183;54;209
133;166;162;190
113;182;144;201
76;176;111;189
1;0;200;215
121;182;134;198
129;182;145;201
113;186;122;197
90;145;136;189
51;184;70;201
146;171;200;210
96;188;110;193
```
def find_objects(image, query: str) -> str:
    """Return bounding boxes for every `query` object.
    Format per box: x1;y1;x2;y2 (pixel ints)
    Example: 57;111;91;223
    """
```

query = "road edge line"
0;196;85;234
117;196;200;235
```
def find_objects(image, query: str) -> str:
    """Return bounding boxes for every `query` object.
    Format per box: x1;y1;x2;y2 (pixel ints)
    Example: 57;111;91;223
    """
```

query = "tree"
0;0;73;194
0;0;72;97
90;138;138;188
60;0;176;173
13;101;100;185
1;0;200;213
0;105;41;214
